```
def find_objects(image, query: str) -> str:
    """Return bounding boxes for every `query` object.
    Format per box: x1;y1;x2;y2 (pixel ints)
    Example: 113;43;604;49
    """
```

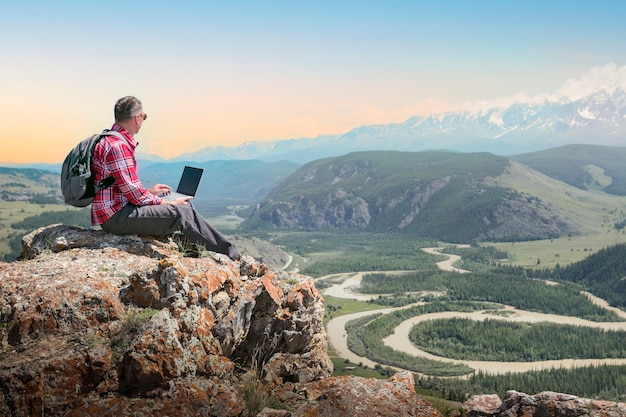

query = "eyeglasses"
136;113;148;121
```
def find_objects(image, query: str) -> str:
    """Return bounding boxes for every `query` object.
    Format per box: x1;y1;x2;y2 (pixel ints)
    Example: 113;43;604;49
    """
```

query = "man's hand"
169;196;193;205
149;184;173;196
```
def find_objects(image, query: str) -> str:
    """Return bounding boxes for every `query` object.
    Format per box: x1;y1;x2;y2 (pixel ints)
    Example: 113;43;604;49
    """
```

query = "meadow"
489;160;626;268
0;201;88;260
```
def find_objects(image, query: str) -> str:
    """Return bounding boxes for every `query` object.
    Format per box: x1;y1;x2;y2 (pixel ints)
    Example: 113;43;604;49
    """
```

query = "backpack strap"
100;129;126;141
94;130;127;190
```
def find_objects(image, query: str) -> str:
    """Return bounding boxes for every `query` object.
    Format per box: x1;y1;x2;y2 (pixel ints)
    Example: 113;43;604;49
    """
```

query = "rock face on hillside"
0;225;443;417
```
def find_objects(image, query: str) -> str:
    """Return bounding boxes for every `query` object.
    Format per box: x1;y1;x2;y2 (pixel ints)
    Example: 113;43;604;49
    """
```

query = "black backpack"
60;130;125;207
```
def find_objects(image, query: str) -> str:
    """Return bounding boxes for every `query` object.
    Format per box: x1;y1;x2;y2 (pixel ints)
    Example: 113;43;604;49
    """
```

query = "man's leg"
101;204;240;260
177;205;240;260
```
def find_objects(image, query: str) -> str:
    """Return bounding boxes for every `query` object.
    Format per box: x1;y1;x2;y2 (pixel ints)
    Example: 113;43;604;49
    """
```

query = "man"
91;96;240;260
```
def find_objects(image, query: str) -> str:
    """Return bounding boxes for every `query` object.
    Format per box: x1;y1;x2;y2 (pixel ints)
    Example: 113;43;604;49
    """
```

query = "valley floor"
322;247;626;376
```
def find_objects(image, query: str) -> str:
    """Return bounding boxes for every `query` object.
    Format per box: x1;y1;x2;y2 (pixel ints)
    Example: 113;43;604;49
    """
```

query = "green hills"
4;144;626;256
511;144;626;195
240;149;626;243
555;243;626;309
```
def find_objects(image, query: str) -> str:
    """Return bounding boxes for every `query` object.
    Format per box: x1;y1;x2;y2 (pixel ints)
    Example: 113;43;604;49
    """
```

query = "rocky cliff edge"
0;224;442;417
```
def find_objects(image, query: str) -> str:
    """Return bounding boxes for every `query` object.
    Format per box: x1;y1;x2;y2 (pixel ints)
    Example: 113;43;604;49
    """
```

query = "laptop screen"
176;166;204;196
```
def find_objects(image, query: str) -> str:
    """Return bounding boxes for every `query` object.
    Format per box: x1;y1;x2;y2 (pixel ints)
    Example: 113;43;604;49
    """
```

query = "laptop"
161;166;204;201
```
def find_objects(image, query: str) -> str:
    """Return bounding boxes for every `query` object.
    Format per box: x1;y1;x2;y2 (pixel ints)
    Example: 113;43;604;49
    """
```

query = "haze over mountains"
168;86;626;164
4;85;626;171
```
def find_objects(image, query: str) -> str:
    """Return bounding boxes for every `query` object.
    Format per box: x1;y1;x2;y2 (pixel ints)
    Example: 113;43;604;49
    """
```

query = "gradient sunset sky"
2;1;626;163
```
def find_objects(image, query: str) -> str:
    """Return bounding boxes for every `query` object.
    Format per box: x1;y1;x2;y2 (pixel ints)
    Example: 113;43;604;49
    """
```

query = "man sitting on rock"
90;95;240;260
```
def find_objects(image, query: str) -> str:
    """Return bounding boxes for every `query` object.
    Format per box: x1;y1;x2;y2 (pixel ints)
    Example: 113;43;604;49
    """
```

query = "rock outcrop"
461;391;626;417
0;224;443;417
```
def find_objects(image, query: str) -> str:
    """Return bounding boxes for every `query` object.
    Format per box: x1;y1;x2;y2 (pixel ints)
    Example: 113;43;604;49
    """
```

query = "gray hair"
114;96;143;122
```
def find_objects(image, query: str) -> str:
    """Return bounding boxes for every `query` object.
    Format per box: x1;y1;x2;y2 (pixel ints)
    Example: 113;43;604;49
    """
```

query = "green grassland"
487;160;626;268
322;294;386;323
0;201;86;260
0;167;87;260
0;192;82;260
511;144;626;196
487;233;626;269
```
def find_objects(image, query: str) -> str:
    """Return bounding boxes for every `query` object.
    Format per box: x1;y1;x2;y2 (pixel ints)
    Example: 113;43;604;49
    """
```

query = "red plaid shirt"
91;124;162;226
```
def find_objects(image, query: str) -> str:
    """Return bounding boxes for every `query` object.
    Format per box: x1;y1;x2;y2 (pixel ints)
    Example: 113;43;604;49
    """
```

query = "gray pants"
101;203;240;260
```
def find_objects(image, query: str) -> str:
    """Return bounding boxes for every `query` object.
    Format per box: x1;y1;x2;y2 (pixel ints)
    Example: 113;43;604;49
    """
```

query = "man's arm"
104;141;162;206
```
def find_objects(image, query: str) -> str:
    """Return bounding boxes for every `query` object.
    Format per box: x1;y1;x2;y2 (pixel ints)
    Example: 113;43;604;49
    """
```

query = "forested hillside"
553;243;626;309
240;150;580;243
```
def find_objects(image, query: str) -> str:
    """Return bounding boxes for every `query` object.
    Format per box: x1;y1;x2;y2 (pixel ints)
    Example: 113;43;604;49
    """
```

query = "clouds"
458;63;626;115
556;63;626;101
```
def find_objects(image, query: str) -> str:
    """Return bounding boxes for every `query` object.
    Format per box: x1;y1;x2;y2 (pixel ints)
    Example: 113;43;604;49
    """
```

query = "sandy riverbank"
421;246;472;273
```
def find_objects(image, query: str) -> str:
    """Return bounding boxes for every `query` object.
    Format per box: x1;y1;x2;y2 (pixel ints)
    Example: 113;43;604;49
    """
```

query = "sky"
1;1;626;164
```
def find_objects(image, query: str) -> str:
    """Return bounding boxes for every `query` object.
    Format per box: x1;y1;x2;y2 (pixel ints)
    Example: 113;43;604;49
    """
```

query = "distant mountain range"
5;86;625;171
169;86;626;163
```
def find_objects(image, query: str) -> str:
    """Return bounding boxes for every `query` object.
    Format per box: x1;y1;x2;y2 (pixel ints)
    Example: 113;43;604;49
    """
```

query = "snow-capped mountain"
173;87;626;163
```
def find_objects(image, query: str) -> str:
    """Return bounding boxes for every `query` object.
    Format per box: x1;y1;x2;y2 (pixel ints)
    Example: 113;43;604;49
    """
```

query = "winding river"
322;247;626;375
